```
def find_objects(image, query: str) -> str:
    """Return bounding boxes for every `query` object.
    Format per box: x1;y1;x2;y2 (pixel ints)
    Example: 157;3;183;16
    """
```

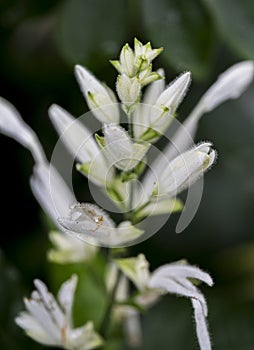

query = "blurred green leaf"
141;0;215;79
56;0;129;66
203;0;254;59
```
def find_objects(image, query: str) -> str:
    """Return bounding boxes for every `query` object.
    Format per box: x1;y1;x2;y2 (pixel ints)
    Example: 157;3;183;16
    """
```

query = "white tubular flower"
142;142;216;201
58;203;144;247
48;104;114;187
48;231;98;264
135;72;191;142
148;262;213;350
0;97;46;164
75;65;119;124
101;123;150;172
166;61;254;161
15;275;103;350
30;162;75;226
133;68;166;139
116;74;141;111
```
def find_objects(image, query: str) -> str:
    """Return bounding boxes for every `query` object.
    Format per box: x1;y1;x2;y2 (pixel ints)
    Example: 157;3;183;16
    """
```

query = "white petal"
167;61;254;159
58;203;116;245
148;275;206;305
143;69;166;105
34;279;65;328
30;162;75;226
15;312;58;346
48;104;99;164
143;142;216;198
155;72;191;114
116;74;141;105
58;274;78;324
198;61;254;113
192;299;212;350
133;69;165;139
0;97;46;164
24;297;60;343
103;124;149;171
75;65;119;123
103;123;133;161
152;264;214;287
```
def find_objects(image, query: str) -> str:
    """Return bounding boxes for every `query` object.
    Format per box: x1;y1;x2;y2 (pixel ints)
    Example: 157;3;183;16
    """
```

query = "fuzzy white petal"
152;264;214;287
167;61;254;160
192;299;212;350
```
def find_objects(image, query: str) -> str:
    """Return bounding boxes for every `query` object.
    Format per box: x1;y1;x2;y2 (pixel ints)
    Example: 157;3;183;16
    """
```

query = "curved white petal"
15;312;57;346
49;104;99;164
30;162;75;226
133;69;165;139
167;61;254;160
75;65;119;123
142;142;216;199
0;97;46;164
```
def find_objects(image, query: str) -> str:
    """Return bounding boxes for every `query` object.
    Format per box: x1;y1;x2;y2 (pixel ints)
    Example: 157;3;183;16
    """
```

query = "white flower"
75;65;119;124
100;123;150;172
0;97;46;163
116;255;213;350
132;142;216;219
133;71;191;141
148;262;213;350
58;202;144;247
15;275;103;350
116;74;141;111
48;104;114;187
48;231;98;264
165;60;254;161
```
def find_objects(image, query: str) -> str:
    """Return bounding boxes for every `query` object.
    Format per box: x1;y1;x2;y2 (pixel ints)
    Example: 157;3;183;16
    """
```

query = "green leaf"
141;0;215;79
56;0;129;65
202;0;254;58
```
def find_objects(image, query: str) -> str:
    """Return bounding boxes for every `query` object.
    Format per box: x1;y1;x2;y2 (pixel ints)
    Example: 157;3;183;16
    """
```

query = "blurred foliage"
0;0;254;349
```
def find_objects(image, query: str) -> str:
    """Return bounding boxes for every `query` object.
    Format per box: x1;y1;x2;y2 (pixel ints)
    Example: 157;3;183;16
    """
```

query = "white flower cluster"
0;38;253;350
0;40;252;248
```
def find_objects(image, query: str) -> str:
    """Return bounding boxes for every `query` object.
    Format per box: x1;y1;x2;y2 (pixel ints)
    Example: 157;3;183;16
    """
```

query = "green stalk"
99;268;121;338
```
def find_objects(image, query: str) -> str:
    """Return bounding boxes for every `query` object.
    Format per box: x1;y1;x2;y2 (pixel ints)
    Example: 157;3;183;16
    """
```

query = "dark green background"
1;0;254;349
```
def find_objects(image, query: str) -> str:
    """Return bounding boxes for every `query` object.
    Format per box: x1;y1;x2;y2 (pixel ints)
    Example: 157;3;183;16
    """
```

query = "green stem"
99;268;121;338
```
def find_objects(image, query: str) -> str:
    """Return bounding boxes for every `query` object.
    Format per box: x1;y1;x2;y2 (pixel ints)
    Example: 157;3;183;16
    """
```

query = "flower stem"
99;268;121;338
